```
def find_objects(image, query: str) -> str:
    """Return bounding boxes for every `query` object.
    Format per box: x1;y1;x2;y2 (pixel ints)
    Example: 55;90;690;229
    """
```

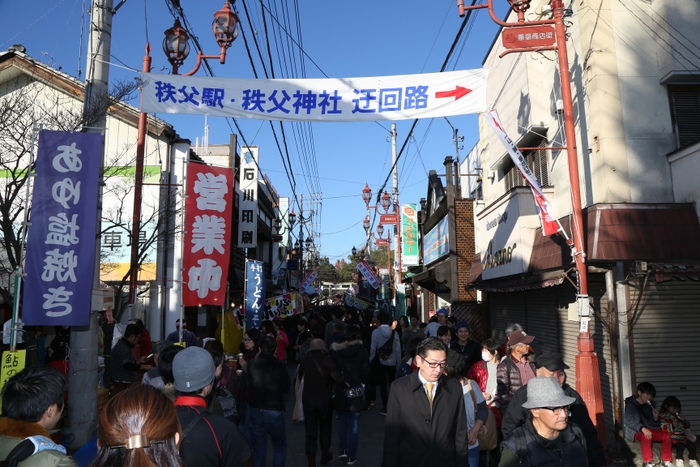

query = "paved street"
263;363;386;467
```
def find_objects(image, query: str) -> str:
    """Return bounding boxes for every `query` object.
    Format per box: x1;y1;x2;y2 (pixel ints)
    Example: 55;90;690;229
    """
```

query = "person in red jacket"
467;338;502;426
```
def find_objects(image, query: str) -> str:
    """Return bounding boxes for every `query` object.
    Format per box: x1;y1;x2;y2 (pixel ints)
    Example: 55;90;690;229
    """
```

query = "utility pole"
390;124;403;288
69;0;113;450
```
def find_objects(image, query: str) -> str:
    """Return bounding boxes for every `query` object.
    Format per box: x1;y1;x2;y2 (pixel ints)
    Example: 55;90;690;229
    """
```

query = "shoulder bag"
466;379;498;451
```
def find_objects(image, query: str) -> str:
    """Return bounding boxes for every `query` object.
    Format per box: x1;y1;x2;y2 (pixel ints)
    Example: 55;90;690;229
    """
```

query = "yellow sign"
0;349;26;394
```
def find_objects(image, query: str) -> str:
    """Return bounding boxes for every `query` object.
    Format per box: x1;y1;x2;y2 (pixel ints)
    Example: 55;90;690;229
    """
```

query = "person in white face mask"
467;339;503;466
467;339;501;412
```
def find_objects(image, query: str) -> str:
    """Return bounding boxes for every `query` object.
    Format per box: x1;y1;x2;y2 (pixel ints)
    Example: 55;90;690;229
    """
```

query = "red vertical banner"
183;163;234;306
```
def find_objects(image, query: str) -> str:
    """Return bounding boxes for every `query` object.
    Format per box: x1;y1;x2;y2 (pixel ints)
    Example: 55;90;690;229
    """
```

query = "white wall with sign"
476;188;546;280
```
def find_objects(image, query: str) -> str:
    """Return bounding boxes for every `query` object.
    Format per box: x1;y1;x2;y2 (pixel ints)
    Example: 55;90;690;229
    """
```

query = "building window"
503;140;549;191
669;85;700;148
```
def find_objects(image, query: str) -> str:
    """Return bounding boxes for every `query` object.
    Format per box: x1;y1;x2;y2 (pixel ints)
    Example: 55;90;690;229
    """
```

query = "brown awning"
466;203;700;292
531;203;700;269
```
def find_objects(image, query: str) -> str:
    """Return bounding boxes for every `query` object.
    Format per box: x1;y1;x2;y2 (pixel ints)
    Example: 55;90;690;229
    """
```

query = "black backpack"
378;331;396;360
1;439;36;467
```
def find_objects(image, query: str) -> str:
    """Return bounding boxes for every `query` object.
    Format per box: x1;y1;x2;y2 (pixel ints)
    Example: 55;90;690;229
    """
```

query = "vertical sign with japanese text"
24;131;102;325
238;147;259;248
245;260;266;329
183;163;233;306
401;204;419;266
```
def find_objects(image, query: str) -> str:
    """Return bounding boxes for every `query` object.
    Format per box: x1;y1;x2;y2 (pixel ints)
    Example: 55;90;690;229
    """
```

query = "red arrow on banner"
435;86;472;100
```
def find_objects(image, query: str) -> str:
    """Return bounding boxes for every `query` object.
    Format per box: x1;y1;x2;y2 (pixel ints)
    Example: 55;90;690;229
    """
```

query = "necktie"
425;383;434;408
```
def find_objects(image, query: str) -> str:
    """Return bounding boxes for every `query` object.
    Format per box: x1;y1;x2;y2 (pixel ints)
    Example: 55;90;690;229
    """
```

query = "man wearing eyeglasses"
499;376;588;467
383;338;469;467
501;352;606;467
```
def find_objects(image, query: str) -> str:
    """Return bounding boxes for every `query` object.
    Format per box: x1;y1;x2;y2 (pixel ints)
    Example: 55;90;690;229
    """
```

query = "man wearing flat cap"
501;352;606;467
499;376;588;467
173;346;249;467
497;330;536;411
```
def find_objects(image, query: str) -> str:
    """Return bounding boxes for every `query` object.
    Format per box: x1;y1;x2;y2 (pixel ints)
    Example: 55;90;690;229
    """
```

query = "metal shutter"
525;287;561;356
670;86;700;148
489;291;526;346
630;280;700;430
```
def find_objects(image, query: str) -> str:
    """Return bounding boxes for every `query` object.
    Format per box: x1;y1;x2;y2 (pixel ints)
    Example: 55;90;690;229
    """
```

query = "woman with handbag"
331;325;371;466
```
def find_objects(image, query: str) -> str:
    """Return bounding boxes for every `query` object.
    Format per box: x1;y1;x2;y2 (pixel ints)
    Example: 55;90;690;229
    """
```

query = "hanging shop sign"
401;204;419;266
356;260;381;289
264;293;301;319
140;69;489;122
423;216;450;265
245;260;266;329
24;131;102;326
237;146;259;248
183;163;233;306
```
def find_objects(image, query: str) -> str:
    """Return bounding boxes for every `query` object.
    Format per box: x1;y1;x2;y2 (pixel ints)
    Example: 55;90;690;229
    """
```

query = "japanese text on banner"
140;69;489;122
23;131;102;326
183;163;233;306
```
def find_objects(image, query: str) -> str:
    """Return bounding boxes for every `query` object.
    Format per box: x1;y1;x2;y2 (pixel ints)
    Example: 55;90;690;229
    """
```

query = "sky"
0;0;509;264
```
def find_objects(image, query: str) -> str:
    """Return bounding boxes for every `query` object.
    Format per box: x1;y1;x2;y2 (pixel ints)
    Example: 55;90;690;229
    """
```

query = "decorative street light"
351;246;357;257
455;0;603;444
274;217;282;232
360;184;402;285
129;2;242;308
162;2;240;75
289;210;297;227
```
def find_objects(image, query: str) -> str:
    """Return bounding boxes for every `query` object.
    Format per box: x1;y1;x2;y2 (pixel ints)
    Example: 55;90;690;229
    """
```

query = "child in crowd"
624;381;674;467
659;396;699;467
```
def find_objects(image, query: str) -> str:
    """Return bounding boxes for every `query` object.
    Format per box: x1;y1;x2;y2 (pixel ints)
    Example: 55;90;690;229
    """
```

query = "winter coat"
501;383;606;467
247;354;290;412
497;353;535;411
175;396;249;467
369;325;401;367
500;419;588;467
451;339;481;374
383;371;469;467
624;394;661;441
299;349;343;403
0;418;77;467
331;339;371;412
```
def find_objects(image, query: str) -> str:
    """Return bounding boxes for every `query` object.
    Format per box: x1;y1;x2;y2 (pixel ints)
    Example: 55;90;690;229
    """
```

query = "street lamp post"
456;0;604;443
128;3;240;309
361;184;403;286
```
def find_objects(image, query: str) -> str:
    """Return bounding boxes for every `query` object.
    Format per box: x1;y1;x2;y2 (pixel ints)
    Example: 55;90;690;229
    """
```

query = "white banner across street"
140;69;489;122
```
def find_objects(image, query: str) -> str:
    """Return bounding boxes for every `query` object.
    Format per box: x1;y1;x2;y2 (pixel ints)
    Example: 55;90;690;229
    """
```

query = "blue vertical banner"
24;131;103;326
245;260;266;330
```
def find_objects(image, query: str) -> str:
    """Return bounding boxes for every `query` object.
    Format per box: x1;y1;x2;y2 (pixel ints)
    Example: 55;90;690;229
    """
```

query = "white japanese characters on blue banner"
24;131;103;326
245;260;266;330
140;69;489;122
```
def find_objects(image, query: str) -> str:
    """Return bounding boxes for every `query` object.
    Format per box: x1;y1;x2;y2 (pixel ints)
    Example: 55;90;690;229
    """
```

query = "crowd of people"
1;306;697;467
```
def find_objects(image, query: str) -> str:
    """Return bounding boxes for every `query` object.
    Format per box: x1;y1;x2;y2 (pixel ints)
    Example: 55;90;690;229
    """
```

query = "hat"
456;321;470;331
437;307;449;316
172;347;215;392
151;340;174;356
308;338;327;352
507;330;535;346
521;376;576;409
536;352;570;371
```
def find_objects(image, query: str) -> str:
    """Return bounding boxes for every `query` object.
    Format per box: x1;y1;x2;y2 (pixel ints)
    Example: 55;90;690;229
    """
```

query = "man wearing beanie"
501;352;605;467
451;321;480;373
173;347;249;467
499;376;587;467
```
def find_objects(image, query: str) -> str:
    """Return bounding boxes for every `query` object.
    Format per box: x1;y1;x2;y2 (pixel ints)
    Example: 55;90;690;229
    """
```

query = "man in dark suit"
383;337;469;467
